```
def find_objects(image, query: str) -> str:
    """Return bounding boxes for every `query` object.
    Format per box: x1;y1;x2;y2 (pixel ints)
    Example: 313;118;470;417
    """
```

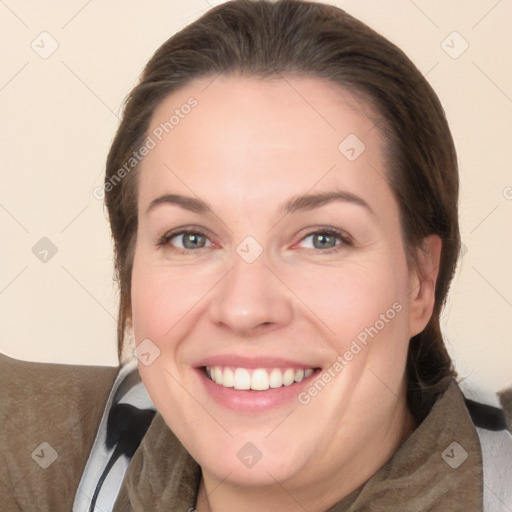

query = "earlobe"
125;312;134;339
125;311;133;330
408;235;442;338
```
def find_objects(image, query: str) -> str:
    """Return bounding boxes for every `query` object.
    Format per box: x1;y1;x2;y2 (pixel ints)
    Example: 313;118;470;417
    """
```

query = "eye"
157;227;352;255
297;228;352;253
157;229;213;253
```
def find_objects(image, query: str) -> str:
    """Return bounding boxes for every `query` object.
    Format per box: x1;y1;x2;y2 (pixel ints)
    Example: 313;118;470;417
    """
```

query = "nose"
208;250;294;337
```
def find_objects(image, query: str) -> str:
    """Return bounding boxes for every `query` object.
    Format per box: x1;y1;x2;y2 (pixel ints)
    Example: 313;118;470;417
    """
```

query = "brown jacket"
0;352;490;511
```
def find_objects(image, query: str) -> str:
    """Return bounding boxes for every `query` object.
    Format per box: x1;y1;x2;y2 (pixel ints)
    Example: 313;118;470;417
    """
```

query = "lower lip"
195;368;319;413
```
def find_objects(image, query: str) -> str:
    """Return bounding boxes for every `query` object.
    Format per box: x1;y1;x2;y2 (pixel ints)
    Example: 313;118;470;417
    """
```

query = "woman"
1;1;510;511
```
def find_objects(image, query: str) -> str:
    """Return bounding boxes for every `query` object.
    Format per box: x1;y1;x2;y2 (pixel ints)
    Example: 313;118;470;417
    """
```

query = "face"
130;75;436;501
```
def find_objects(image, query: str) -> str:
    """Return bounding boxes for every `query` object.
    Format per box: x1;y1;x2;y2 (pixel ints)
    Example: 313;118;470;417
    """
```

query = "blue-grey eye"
312;232;337;249
300;231;342;250
168;231;211;250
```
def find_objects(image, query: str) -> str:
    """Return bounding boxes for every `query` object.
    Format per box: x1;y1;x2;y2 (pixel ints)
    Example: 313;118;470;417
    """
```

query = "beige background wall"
1;0;511;405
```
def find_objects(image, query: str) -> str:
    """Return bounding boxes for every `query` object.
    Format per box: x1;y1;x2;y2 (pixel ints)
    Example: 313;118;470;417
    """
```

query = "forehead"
138;74;391;216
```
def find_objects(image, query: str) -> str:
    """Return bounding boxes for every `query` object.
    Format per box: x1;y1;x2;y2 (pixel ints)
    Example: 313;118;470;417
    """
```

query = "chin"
185;432;312;487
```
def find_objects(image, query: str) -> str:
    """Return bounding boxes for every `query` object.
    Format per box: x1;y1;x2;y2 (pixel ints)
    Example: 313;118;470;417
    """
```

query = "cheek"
130;244;177;342
282;257;410;347
130;250;219;343
130;253;207;424
297;264;411;410
130;265;171;341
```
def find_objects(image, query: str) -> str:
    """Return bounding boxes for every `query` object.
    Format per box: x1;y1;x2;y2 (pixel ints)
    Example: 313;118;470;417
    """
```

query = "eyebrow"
146;190;374;216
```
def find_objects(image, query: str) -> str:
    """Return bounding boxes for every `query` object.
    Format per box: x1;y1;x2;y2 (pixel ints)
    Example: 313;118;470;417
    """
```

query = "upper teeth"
205;366;314;391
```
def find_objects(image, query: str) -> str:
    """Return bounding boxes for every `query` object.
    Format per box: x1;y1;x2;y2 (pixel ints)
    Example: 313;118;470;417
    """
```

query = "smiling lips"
205;366;315;391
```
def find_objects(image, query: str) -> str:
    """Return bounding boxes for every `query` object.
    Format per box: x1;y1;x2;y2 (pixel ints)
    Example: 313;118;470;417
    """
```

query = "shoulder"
0;352;119;512
464;390;512;511
0;350;119;391
0;352;119;429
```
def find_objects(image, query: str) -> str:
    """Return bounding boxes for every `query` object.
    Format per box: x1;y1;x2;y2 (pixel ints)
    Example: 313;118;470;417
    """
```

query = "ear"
408;235;442;338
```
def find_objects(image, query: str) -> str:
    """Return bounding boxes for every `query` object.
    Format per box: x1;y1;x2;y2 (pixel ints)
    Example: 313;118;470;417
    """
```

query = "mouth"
203;365;318;391
193;356;323;412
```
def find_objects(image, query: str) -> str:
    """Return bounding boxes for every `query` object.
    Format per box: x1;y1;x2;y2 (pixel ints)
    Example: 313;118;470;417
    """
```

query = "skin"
130;74;441;512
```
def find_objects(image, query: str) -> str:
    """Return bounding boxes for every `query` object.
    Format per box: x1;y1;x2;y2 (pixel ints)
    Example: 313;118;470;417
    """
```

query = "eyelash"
156;227;353;255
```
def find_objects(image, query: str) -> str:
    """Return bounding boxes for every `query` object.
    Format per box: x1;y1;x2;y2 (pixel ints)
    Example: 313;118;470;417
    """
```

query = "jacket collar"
113;379;482;511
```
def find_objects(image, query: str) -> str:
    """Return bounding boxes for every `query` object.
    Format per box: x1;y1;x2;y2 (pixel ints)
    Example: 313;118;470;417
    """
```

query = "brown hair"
104;0;460;420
